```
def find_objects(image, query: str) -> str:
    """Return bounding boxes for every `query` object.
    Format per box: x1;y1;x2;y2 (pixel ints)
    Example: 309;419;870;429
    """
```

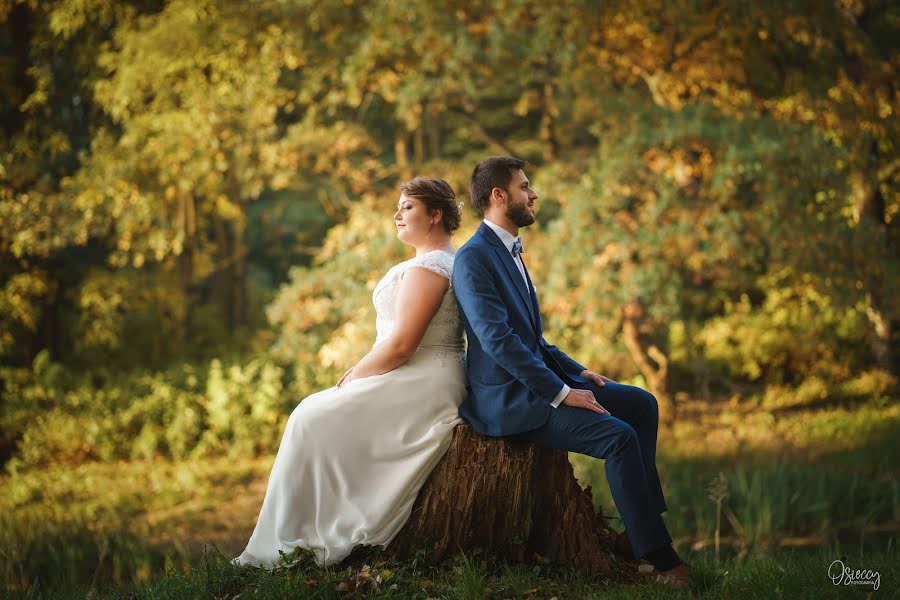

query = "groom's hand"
562;388;610;415
580;370;617;387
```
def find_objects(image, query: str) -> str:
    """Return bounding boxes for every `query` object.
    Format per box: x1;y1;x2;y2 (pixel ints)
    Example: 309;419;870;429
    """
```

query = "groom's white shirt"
483;218;569;409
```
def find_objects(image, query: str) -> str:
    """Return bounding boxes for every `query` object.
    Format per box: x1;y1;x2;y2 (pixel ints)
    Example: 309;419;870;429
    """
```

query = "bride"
236;177;466;567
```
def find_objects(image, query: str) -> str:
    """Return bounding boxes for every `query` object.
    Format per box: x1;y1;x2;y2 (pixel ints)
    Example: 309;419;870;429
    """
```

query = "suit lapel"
478;223;538;329
521;259;542;334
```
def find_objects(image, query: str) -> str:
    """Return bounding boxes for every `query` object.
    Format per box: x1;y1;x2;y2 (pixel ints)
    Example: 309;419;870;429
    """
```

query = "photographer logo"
828;558;880;591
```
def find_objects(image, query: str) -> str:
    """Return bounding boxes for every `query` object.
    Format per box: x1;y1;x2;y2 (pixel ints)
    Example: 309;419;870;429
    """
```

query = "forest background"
1;0;898;596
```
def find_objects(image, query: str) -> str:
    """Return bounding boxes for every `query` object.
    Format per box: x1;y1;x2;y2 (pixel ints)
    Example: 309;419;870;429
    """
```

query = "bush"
2;354;293;472
695;273;872;386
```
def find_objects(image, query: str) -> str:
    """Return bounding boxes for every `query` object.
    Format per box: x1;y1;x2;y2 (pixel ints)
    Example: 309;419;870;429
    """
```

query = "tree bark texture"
389;423;630;577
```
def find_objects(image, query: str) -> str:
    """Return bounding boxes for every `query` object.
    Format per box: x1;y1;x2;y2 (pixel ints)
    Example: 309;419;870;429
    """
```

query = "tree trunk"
413;117;425;165
622;300;675;425
540;79;558;162
389;423;633;578
210;192;247;334
394;130;408;168
40;282;58;362
427;102;441;160
211;211;232;331
8;3;32;134
231;215;247;330
851;145;895;374
175;192;195;345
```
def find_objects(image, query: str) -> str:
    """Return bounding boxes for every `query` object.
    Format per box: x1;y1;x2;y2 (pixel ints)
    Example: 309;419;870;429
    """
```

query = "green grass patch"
3;394;897;597
572;398;900;551
5;546;897;599
1;457;272;591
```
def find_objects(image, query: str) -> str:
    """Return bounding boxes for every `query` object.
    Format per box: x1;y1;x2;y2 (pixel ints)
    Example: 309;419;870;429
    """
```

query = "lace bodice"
373;250;465;350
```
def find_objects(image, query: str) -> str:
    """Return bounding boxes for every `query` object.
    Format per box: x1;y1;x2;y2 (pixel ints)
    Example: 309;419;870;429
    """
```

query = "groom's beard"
506;201;535;228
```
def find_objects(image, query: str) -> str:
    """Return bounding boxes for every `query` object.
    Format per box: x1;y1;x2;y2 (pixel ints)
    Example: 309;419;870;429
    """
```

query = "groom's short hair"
470;156;527;215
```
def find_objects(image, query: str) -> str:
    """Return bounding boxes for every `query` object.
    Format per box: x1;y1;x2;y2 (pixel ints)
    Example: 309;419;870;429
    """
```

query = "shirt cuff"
550;384;570;408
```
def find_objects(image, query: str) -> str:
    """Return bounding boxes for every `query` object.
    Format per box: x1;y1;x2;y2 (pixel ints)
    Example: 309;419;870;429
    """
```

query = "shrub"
2;354;292;472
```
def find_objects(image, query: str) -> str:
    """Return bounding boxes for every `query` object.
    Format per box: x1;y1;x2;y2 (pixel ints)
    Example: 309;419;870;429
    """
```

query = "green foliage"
571;398;900;548
1;352;291;471
0;0;895;489
265;194;407;388
2;0;897;393
2;4;898;596
531;95;894;393
696;274;873;384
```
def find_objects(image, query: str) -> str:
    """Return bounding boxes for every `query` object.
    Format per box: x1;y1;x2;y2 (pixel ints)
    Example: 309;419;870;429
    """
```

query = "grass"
2;391;898;597
1;456;273;592
571;397;900;552
5;545;898;599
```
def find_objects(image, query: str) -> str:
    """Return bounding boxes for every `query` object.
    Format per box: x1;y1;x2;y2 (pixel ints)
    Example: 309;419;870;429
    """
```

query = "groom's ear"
490;186;506;206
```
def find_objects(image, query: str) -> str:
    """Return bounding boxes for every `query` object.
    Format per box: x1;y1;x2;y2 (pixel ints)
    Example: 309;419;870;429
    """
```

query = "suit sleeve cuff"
550;384;570;408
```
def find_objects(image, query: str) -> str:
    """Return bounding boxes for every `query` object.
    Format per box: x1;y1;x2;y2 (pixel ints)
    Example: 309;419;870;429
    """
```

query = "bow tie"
511;237;524;257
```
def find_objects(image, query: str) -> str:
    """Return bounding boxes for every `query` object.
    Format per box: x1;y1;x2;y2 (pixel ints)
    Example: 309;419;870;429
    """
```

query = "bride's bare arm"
341;267;449;384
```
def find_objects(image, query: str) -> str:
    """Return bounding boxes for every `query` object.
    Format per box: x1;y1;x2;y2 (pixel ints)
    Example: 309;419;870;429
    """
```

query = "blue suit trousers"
509;381;672;558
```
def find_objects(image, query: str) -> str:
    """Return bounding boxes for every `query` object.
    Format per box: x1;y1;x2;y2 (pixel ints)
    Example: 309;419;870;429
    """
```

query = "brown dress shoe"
654;563;690;589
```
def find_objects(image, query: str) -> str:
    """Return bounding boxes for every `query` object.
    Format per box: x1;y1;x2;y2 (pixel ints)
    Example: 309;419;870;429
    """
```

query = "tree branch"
451;108;515;156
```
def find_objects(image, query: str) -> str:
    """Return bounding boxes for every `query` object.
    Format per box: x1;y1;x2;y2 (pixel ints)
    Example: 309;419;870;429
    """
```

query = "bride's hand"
337;368;353;388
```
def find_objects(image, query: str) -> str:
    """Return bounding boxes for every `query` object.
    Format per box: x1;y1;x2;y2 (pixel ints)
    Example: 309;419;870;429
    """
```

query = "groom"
452;156;689;588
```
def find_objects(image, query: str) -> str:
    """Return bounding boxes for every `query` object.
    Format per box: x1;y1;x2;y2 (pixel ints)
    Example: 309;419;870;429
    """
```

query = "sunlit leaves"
1;0;897;392
0;271;52;355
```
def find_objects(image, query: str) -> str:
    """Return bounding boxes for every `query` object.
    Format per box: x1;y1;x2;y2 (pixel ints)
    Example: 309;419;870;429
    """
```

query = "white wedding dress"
237;250;465;567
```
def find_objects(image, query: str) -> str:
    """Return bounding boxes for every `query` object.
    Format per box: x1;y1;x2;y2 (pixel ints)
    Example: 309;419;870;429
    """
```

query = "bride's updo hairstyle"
399;177;462;234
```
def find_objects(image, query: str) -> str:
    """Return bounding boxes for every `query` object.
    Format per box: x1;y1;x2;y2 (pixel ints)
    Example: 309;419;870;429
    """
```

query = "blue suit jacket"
452;223;587;436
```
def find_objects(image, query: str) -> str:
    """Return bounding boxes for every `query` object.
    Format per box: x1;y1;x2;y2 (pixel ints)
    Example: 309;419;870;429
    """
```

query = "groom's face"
504;169;537;228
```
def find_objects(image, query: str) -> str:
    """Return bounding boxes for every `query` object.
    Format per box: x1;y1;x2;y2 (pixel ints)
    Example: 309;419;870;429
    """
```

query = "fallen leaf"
335;564;381;594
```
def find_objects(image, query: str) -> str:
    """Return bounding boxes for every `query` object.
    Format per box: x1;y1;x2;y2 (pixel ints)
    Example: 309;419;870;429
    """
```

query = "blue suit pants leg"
511;383;671;558
580;381;667;515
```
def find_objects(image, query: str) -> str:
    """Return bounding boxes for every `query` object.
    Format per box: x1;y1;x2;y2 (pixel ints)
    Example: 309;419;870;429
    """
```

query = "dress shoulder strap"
405;251;454;281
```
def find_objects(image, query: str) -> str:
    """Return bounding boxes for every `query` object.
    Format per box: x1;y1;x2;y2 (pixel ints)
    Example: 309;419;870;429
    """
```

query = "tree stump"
389;423;628;576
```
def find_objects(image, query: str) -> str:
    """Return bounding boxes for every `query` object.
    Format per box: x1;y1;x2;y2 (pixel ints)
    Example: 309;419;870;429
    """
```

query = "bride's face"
394;193;435;246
